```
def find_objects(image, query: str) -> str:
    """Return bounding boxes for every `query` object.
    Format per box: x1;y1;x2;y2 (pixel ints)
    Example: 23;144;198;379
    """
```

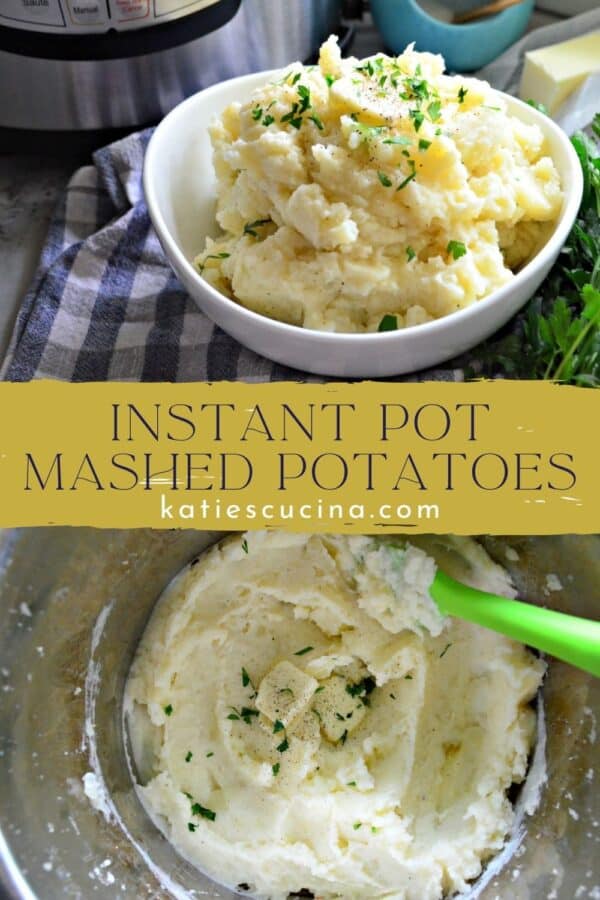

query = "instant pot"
0;529;598;900
0;0;355;131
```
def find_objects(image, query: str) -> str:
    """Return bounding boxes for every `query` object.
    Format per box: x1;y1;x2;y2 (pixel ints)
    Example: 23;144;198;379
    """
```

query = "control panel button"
111;0;149;22
0;0;66;27
66;0;106;25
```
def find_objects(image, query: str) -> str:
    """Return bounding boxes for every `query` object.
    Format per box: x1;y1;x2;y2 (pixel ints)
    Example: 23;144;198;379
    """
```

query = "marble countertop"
0;7;561;365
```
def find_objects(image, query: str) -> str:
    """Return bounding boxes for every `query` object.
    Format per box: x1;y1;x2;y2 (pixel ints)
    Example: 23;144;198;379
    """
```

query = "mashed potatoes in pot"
125;532;545;900
196;38;563;333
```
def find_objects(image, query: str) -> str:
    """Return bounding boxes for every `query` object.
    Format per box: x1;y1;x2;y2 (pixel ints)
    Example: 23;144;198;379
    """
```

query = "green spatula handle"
430;570;600;678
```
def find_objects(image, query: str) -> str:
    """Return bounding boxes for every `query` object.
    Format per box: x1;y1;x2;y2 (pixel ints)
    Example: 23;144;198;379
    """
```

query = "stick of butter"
519;32;600;115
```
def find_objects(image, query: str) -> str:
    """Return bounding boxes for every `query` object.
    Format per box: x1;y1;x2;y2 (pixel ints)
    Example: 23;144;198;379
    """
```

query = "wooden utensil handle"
453;0;524;24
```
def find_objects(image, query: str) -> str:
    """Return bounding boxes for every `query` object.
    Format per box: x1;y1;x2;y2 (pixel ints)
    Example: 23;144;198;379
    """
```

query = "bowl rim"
143;69;584;347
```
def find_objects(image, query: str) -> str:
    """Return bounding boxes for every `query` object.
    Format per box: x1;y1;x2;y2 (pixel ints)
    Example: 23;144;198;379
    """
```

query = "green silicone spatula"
430;570;600;678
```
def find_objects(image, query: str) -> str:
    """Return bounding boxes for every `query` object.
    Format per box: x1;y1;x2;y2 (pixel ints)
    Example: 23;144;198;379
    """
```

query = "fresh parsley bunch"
469;114;600;385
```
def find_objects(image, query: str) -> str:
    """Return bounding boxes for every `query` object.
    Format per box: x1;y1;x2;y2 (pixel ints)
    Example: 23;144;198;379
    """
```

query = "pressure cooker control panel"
0;0;221;31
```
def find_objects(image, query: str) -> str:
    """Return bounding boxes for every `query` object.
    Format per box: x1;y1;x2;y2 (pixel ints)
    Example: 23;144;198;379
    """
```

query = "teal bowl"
370;0;535;72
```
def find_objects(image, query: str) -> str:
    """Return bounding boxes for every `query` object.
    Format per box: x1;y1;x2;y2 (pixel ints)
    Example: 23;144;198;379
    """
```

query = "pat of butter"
312;675;367;743
255;661;318;728
519;32;600;115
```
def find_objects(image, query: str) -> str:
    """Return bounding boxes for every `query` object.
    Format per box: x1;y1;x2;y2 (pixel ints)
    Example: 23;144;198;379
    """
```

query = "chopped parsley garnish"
371;826;379;834
382;135;411;146
355;60;375;77
389;693;396;700
273;719;285;734
397;159;417;191
439;642;453;658
311;707;322;722
278;687;294;696
458;86;469;104
228;706;259;725
243;219;271;238
251;106;262;121
281;104;303;130
188;822;197;832
406;246;416;262
272;763;281;776
346;676;377;704
353;822;362;830
353;121;387;143
290;71;302;85
297;84;311;112
164;704;173;716
294;646;314;656
339;729;349;746
263;114;275;127
314;685;325;694
347;781;357;787
447;240;467;260
241;666;251;687
409;108;425;132
279;82;316;130
427;100;442;122
206;751;214;758
419;138;432;151
402;75;430;103
185;751;193;763
197;252;230;275
191;802;217;821
405;674;413;680
335;712;345;721
378;314;398;332
377;171;393;188
277;738;290;753
324;73;337;88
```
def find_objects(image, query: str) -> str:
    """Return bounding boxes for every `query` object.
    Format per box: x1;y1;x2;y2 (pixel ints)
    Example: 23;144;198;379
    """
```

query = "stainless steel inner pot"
0;529;598;900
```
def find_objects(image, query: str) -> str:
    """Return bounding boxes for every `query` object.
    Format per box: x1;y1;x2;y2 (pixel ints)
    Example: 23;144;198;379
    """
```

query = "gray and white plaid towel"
3;9;598;384
1;130;288;383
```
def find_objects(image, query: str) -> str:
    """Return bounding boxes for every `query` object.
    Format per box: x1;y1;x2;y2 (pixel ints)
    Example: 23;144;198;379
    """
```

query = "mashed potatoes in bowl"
195;38;563;333
125;532;545;900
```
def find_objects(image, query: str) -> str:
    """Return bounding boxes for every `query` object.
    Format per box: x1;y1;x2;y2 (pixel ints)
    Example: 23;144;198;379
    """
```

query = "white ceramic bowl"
144;71;583;378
